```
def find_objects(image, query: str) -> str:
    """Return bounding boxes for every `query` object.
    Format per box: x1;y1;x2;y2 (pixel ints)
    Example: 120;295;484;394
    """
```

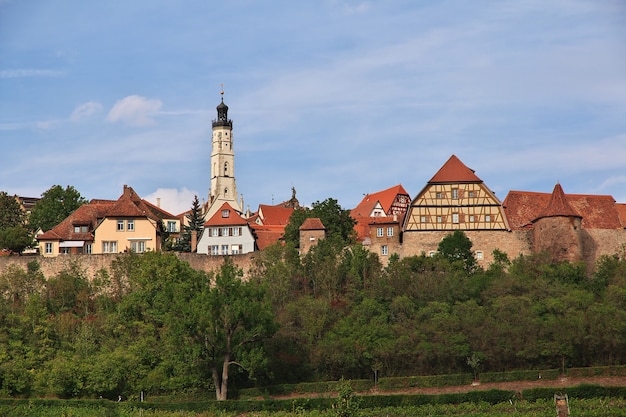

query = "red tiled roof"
429;155;482;183
258;204;294;225
352;215;372;242
204;202;248;226
504;188;621;230
250;224;286;250
352;184;409;217
299;217;325;230
533;183;581;222
37;203;111;241
615;204;626;228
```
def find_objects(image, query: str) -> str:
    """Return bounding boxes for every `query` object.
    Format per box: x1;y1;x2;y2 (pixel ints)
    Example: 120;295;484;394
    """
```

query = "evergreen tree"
0;191;26;230
437;230;478;273
175;195;204;252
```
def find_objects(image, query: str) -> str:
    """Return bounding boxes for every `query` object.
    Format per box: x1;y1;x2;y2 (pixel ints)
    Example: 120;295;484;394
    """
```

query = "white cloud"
144;187;199;216
0;69;65;78
70;101;103;121
106;95;163;126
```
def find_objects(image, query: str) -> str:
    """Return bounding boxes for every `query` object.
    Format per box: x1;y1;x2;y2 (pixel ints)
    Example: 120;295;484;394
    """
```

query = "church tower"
205;92;243;220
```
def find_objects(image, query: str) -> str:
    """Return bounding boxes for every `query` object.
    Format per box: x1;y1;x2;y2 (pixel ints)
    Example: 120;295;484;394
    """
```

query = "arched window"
224;188;228;197
224;162;229;177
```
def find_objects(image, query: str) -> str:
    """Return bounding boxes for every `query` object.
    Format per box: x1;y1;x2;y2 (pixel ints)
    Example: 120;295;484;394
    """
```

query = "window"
233;227;240;236
387;227;393;237
436;192;443;199
420;215;427;223
224;162;229;176
376;227;383;237
102;241;118;253
222;227;229;237
469;215;475;222
212;228;219;237
437;216;443;223
130;241;145;253
452;213;459;224
117;220;124;231
451;188;459;199
45;242;53;254
221;245;229;255
85;244;92;254
231;244;240;255
211;245;219;255
167;221;177;232
476;251;484;260
74;225;80;233
60;247;71;255
127;220;134;231
221;209;230;218
485;215;491;223
468;191;475;198
381;245;389;256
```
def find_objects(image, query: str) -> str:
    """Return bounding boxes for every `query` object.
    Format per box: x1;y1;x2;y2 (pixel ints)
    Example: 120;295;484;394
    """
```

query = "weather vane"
220;83;224;98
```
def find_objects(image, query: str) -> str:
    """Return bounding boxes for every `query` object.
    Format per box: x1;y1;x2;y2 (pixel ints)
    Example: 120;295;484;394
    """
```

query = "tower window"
224;162;229;177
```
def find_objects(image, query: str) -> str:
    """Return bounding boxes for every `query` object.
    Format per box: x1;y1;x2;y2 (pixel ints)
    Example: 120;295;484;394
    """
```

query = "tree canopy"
283;198;355;248
29;185;87;232
0;192;26;230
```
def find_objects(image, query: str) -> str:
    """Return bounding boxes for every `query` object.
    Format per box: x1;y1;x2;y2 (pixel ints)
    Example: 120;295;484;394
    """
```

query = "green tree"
177;258;278;400
0;225;32;254
29;185;87;232
283;198;355;248
437;230;478;272
174;194;204;252
0;192;25;229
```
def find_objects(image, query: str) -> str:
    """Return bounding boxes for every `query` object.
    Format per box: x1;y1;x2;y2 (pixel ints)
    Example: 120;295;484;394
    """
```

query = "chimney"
191;230;197;253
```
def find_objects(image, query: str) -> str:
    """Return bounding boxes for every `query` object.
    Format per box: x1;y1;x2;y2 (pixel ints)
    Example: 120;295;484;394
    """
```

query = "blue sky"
2;1;625;215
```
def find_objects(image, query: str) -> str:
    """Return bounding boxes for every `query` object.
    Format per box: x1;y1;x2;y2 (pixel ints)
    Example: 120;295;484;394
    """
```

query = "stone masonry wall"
0;252;257;281
400;230;533;267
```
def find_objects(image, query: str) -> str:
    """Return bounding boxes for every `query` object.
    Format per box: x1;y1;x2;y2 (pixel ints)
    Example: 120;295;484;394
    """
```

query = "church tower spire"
206;89;242;220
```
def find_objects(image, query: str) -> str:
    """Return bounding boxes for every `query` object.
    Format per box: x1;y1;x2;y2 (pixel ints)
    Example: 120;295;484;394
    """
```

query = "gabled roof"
257;204;294;226
204;202;248;227
533;183;582;222
299;217;325;231
352;184;409;217
504;188;621;230
429;155;482;184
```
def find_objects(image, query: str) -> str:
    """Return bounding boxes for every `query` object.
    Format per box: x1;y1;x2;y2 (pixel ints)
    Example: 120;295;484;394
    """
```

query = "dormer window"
222;209;230;218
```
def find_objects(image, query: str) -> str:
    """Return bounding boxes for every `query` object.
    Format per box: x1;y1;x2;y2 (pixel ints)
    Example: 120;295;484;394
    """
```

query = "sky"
1;0;626;216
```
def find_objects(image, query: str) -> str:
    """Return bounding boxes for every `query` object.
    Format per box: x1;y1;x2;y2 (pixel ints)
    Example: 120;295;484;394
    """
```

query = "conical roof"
533;183;582;222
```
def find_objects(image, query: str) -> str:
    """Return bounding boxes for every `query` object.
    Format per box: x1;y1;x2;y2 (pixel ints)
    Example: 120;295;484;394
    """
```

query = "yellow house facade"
37;185;179;257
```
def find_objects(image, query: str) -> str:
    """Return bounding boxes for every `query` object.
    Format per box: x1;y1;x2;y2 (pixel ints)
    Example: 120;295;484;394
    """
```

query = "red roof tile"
299;217;325;230
352;184;410;217
257;204;294;225
429;155;482;184
204;202;248;226
615;204;626;228
504;188;621;230
533;183;582;222
250;224;286;250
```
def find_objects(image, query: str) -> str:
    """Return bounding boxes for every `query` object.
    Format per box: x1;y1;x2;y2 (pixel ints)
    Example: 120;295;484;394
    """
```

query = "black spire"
212;91;232;128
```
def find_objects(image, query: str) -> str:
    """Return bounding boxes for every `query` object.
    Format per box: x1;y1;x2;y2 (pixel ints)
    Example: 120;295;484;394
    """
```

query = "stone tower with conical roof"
205;92;243;221
532;183;583;262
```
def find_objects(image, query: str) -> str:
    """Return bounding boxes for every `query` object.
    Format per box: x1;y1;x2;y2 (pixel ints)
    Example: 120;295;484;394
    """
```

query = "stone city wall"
0;252;257;281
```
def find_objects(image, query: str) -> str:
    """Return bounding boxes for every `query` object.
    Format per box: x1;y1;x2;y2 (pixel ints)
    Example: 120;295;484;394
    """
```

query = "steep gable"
428;154;482;184
204;202;248;227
